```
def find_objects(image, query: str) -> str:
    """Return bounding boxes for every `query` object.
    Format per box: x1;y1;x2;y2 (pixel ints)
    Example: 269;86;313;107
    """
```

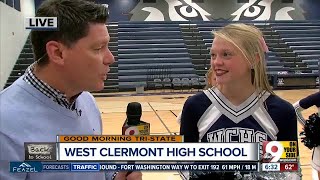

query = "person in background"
0;0;142;180
179;23;299;179
293;91;320;180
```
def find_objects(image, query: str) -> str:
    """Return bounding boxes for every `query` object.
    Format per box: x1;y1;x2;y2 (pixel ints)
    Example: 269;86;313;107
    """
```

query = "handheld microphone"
122;102;150;135
122;102;150;176
126;102;142;126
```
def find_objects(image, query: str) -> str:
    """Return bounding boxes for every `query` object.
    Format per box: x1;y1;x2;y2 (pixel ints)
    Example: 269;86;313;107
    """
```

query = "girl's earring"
251;69;255;85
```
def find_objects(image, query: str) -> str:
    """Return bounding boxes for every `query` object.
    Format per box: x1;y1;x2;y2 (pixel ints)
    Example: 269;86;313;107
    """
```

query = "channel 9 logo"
262;141;297;162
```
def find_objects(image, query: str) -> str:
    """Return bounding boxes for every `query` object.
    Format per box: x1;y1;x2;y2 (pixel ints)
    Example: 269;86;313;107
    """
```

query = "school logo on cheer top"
262;141;297;162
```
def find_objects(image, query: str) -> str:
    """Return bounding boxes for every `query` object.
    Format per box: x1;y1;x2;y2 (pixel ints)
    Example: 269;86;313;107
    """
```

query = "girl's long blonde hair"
205;67;215;89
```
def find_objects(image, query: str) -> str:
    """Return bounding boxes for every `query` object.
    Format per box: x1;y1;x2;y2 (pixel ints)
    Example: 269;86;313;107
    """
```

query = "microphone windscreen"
126;102;142;125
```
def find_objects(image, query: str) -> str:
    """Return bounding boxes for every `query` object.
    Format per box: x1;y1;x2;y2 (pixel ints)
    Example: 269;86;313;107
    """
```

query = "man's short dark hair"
31;0;109;66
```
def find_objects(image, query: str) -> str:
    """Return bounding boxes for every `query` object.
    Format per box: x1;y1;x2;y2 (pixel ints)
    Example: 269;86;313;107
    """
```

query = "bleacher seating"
270;21;319;88
117;22;198;91
5;20;319;92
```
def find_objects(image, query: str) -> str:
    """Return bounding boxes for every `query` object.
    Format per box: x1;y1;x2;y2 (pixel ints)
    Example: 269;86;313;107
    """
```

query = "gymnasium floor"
95;89;319;180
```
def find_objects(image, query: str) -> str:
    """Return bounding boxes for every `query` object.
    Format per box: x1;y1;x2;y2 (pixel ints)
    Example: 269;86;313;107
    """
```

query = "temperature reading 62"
280;163;298;171
285;163;294;170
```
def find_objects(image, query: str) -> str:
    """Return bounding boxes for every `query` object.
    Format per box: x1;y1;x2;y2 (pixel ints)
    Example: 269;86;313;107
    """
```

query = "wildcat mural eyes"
137;0;211;21
180;5;199;18
232;0;295;21
242;4;266;19
131;0;297;21
232;0;270;20
165;0;211;21
174;4;203;21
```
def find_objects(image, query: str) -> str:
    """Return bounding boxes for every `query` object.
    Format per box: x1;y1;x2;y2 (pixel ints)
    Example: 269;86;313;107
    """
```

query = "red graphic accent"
280;163;298;171
271;146;278;153
129;130;135;135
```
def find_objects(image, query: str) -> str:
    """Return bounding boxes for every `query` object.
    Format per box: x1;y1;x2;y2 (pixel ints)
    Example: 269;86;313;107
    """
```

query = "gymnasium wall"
32;0;320;22
1;0;319;90
0;0;35;90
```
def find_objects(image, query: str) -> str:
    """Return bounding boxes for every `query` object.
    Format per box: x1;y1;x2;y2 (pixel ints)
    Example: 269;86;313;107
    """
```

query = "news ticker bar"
10;162;262;173
57;135;184;142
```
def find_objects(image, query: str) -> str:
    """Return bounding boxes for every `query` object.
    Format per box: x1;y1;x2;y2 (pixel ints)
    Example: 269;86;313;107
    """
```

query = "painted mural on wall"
129;0;305;21
34;0;319;22
130;0;212;21
231;0;297;20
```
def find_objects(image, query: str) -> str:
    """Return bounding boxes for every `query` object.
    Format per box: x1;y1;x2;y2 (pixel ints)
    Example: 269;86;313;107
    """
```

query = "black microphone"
122;102;150;135
126;102;142;126
122;102;150;176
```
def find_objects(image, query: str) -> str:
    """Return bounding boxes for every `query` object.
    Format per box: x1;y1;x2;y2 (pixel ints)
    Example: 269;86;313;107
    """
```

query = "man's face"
62;23;114;92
